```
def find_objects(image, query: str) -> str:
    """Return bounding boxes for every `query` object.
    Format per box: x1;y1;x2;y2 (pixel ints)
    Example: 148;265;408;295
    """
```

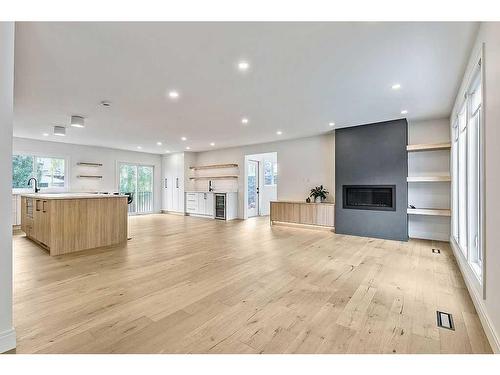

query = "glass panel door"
137;166;154;213
119;164;137;213
247;160;259;217
119;163;154;214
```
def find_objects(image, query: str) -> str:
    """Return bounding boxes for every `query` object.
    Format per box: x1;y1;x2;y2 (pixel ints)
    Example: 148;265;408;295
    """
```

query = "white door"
163;155;175;212
247;160;259;217
166;174;174;211
198;193;206;215
205;193;214;216
176;154;184;213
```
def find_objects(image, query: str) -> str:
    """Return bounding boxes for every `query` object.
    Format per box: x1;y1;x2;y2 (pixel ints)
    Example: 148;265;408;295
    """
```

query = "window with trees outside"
263;160;278;186
12;154;66;191
452;59;482;281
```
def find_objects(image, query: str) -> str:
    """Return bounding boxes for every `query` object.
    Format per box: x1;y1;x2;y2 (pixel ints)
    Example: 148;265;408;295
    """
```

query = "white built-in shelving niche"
407;119;452;241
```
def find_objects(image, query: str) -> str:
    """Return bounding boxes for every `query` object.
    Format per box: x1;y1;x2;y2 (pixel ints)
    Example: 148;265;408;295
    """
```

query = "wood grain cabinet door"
41;200;51;247
315;204;335;227
299;204;316;225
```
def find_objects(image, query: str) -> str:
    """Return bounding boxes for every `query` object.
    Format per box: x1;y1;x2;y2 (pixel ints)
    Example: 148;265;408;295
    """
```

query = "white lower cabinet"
185;192;214;217
205;193;214;216
185;192;198;214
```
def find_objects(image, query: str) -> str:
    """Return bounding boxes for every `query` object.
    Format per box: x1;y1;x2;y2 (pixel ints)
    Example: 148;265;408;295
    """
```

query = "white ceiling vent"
54;126;66;136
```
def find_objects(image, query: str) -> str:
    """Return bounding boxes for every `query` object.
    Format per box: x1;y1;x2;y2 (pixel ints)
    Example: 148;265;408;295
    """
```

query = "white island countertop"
21;193;128;200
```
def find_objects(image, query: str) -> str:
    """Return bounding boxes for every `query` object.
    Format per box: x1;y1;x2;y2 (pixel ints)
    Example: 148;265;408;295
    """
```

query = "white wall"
408;118;451;241
449;22;500;353
13;137;163;212
0;22;16;353
187;133;335;219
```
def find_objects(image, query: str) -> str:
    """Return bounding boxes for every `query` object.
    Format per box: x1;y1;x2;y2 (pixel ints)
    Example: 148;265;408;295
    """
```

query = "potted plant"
309;185;329;203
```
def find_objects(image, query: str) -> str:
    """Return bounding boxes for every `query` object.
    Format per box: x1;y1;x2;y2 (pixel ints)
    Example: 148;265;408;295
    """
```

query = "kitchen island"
20;193;128;256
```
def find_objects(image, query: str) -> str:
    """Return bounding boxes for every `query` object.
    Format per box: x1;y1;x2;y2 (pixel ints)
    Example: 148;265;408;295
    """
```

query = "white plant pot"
314;196;323;203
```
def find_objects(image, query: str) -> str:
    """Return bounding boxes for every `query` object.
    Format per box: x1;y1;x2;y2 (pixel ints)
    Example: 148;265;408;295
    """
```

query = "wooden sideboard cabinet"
270;201;335;229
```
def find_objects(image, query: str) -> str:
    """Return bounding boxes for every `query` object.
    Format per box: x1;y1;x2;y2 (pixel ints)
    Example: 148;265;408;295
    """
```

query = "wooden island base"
21;194;128;256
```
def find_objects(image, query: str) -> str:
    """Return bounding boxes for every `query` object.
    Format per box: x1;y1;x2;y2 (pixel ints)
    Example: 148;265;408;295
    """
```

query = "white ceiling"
13;22;478;154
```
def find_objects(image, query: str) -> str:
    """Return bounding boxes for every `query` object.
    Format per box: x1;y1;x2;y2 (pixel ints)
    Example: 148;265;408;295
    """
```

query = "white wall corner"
449;236;500;353
0;327;16;353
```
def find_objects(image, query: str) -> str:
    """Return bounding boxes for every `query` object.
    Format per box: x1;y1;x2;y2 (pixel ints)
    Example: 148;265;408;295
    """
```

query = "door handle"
35;200;41;211
42;201;47;213
164;178;168;188
256;187;260;194
176;178;179;189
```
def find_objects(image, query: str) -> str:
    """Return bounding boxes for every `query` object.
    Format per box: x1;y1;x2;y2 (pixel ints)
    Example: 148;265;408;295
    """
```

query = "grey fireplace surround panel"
335;119;408;241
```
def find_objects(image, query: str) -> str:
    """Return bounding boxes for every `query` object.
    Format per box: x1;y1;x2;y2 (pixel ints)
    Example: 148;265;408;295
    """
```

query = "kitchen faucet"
27;177;40;193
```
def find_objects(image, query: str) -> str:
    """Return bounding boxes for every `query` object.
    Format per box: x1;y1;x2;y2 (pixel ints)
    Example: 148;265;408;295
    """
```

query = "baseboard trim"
0;328;16;354
409;231;450;242
160;210;185;216
271;220;335;232
449;236;500;353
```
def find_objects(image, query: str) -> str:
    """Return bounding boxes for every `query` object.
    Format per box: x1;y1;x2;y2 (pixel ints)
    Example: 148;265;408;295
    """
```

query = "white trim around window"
12;151;71;194
450;46;485;298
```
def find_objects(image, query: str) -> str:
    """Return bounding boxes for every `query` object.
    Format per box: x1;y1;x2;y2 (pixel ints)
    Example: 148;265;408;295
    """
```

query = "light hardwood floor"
13;214;491;354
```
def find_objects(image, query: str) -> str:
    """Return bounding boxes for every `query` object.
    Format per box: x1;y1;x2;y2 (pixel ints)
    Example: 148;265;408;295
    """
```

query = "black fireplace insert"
342;185;396;211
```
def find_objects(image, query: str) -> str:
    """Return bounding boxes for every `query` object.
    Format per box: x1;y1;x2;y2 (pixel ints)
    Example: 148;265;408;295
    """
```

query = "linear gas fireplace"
343;185;396;211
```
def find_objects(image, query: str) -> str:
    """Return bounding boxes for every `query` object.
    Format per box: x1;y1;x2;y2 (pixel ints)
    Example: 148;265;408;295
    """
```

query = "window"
12;155;34;189
263;160;278;186
452;60;483;280
12;154;66;191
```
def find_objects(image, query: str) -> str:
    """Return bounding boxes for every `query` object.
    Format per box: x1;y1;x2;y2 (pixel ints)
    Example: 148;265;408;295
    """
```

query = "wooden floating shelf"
77;175;103;179
407;176;451;182
189;175;239;180
406;142;451;152
407;208;451;217
77;162;103;167
189;163;238;170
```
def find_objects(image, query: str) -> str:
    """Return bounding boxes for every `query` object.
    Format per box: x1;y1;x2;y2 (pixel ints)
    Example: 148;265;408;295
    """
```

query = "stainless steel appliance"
215;193;226;220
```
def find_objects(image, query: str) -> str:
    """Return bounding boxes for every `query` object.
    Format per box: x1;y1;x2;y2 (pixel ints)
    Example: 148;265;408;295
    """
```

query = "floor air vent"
437;311;454;330
432;248;441;254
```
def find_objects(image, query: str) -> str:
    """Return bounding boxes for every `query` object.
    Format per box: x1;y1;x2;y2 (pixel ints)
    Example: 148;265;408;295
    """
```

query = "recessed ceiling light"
276;130;283;135
100;100;112;108
70;115;85;128
329;122;335;127
401;110;408;115
156;141;162;146
168;90;180;100
185;146;191;150
210;142;215;146
237;60;250;72
137;146;142;150
42;133;49;137
53;126;66;136
181;136;187;141
392;83;401;90
165;150;170;153
241;118;249;125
